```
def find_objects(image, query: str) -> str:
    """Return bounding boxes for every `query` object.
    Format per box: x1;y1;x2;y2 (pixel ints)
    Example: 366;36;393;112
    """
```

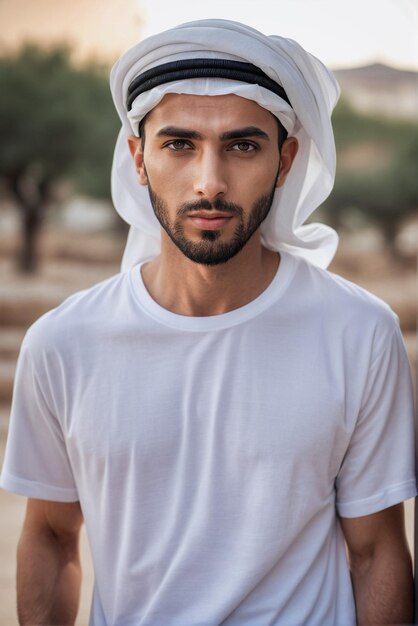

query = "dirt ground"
0;222;416;625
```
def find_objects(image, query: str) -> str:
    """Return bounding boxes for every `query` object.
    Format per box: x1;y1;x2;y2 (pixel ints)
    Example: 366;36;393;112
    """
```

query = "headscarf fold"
110;19;340;269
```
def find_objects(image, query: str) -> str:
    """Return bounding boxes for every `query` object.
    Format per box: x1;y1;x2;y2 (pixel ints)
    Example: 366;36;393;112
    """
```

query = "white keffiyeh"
110;19;340;269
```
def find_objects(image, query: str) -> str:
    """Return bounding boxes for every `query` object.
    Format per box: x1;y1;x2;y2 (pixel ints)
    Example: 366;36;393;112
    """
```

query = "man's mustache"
177;198;243;217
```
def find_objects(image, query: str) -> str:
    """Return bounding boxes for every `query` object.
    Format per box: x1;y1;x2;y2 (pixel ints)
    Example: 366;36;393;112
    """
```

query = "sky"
0;0;417;70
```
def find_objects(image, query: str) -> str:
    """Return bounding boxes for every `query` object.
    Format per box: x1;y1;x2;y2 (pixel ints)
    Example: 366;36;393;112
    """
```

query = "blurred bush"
326;99;418;259
0;45;120;271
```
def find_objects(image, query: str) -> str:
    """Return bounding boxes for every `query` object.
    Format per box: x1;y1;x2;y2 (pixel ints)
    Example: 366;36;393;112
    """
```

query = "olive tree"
0;45;119;271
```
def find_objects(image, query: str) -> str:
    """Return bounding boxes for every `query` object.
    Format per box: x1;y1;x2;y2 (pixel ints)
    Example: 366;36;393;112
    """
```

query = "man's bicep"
339;503;409;559
22;498;83;539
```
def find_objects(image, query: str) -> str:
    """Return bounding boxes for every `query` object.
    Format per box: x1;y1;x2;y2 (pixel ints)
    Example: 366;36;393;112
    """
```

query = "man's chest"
61;326;353;496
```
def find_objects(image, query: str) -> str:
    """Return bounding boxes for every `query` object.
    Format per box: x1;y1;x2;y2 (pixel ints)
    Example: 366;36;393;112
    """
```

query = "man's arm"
17;498;83;626
340;503;413;625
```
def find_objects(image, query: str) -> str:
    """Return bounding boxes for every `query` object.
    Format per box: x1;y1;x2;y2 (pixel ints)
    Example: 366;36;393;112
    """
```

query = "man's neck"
140;233;280;317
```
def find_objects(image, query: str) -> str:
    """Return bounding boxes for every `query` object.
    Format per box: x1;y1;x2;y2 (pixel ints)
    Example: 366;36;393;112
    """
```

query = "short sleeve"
0;335;78;502
336;324;417;518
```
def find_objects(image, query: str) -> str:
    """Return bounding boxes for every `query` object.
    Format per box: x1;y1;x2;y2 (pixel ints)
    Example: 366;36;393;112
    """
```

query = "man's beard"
147;183;277;266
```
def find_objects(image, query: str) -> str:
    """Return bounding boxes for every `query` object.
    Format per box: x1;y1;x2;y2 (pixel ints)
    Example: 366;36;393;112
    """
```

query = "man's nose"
193;151;228;200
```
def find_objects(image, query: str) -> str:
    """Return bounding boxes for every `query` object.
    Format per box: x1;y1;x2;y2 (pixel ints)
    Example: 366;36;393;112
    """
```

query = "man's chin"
201;230;221;242
189;256;234;267
174;239;246;266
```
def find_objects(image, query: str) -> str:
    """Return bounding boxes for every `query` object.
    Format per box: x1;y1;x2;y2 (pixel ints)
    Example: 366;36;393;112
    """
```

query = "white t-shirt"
1;252;416;626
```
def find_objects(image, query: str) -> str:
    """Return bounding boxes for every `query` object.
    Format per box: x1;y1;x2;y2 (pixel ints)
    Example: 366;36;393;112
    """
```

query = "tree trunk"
20;208;43;272
8;170;51;273
380;219;402;263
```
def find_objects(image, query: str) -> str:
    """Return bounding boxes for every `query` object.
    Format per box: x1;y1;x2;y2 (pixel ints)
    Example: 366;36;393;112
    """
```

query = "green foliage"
326;99;418;245
332;98;414;151
0;45;120;197
66;63;121;197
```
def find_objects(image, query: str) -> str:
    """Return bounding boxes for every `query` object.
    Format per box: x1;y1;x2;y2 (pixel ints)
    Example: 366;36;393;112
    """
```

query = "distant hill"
332;63;418;119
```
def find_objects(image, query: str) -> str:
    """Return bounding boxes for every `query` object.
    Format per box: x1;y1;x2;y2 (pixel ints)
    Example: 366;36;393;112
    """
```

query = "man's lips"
188;212;234;230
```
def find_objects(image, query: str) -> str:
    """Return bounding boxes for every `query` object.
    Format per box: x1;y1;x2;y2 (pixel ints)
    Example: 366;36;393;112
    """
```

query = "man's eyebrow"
220;127;270;141
155;125;270;141
156;127;203;140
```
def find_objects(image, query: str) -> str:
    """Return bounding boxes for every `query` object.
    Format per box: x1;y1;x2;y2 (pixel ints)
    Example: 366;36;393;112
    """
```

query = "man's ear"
127;135;148;185
276;137;299;188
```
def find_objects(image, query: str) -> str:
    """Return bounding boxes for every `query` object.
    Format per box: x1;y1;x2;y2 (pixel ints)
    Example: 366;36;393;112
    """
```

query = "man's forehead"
145;92;277;129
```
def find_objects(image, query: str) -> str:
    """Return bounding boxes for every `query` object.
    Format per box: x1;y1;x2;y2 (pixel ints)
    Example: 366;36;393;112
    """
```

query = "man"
1;19;416;626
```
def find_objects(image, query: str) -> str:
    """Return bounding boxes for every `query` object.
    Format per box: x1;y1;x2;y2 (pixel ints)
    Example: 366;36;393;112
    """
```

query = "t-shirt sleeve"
336;323;417;518
0;334;79;502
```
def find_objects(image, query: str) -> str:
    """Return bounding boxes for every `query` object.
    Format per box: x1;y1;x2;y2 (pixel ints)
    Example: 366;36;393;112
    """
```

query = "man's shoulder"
23;269;132;352
293;255;398;330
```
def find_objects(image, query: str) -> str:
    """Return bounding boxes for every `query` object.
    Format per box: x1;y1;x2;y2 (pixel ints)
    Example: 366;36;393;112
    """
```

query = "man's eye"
166;140;191;151
231;142;257;152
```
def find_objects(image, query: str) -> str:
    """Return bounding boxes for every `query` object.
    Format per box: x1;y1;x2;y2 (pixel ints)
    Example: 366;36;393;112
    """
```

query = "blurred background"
0;1;417;623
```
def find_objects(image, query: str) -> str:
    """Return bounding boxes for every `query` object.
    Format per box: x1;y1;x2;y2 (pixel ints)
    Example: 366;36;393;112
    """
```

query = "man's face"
129;93;296;265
